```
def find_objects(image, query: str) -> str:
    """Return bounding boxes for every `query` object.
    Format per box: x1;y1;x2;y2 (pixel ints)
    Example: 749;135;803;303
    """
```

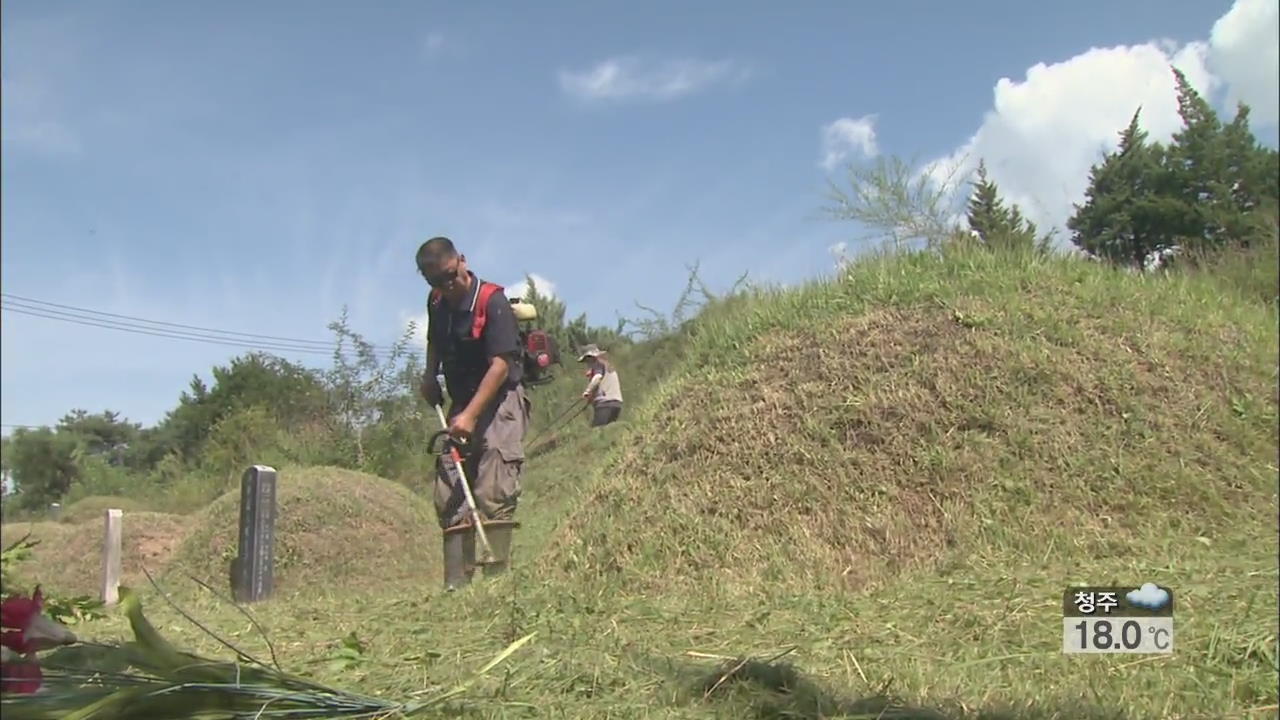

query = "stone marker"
232;465;277;603
101;509;123;605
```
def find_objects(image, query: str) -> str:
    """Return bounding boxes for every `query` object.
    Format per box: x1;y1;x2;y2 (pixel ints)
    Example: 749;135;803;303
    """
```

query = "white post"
101;508;123;605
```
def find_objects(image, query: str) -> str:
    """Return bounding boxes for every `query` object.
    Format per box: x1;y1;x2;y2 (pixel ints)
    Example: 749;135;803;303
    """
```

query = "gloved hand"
421;372;443;407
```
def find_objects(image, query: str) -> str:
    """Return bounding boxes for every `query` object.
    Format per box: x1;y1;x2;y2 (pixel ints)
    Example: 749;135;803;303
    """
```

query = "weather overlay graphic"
1062;583;1174;654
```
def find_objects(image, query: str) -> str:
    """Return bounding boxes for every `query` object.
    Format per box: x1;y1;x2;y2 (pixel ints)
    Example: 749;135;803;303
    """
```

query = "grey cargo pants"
434;384;531;529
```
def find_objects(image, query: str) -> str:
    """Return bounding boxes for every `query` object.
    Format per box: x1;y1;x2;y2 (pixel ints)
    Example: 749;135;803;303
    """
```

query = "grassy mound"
515;244;1278;715
4;512;189;597
546;245;1278;596
60;495;150;525
166;466;440;596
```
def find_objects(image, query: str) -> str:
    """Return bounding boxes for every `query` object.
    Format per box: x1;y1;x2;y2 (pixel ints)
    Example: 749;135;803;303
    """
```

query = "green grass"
11;242;1279;718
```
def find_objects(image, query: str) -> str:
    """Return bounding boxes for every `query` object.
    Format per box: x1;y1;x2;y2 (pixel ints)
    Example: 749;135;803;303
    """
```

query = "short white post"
101;508;123;605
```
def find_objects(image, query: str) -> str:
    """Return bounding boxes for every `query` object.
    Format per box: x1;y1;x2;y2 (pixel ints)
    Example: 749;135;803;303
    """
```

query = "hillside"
523;242;1276;717
544;244;1278;596
7;242;1277;719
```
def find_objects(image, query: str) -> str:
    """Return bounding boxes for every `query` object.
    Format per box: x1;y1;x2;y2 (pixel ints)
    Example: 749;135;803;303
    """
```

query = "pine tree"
1215;102;1280;241
1068;108;1182;267
1163;66;1239;249
1071;67;1279;267
965;160;1004;240
964;160;1040;251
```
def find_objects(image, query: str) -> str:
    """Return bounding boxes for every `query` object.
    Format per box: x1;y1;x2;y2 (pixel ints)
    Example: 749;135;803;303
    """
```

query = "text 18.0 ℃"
1063;616;1173;654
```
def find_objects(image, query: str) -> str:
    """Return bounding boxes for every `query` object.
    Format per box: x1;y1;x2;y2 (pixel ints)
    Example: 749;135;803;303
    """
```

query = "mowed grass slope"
27;243;1278;719
529;242;1279;716
547;243;1278;595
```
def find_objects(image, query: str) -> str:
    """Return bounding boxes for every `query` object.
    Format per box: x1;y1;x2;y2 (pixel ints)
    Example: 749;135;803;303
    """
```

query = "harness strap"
430;280;505;339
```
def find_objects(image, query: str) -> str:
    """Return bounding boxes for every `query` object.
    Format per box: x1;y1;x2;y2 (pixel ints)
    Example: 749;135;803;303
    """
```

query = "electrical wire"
1;294;419;359
2;292;342;347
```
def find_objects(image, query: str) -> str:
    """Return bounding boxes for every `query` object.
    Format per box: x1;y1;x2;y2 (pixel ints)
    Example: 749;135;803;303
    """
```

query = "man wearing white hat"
578;344;624;427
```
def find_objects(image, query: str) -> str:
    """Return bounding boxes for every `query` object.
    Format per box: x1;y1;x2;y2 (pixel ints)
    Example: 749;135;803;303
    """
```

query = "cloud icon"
1126;583;1170;610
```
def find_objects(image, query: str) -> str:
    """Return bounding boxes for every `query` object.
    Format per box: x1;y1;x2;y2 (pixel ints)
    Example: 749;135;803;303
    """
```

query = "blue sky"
3;0;1277;432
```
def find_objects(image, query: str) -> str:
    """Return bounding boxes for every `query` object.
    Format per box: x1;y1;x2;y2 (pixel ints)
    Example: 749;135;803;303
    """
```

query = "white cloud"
821;115;879;170
1207;0;1279;126
920;39;1224;239
505;273;557;301
558;56;749;102
916;0;1277;243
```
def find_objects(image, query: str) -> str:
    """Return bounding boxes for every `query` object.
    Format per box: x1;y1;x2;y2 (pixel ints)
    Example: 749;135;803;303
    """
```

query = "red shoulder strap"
470;282;503;339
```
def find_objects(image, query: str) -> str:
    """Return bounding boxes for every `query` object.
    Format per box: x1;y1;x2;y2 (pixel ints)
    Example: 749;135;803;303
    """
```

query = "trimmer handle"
428;429;473;456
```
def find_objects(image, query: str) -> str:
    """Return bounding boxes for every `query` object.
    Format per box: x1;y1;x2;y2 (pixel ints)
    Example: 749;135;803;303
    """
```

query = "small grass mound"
60;495;150;524
5;512;190;597
166;466;440;596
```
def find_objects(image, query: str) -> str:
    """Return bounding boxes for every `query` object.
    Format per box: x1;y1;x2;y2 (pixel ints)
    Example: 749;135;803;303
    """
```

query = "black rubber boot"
482;524;514;578
443;529;475;591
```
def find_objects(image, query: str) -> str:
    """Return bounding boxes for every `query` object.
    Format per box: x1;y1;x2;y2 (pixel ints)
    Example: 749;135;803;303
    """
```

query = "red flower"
2;587;45;654
1;587;76;694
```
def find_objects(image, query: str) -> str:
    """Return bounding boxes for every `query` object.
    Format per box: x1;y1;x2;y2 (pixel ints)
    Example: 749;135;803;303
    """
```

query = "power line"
3;304;342;356
1;294;421;359
2;292;346;347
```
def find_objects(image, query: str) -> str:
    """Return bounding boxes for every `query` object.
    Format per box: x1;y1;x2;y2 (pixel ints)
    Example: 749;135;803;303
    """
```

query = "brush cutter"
523;396;588;451
431;404;498;565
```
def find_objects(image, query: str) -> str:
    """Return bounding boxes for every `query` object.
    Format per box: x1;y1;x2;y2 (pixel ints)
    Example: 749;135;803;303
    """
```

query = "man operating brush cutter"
416;236;531;591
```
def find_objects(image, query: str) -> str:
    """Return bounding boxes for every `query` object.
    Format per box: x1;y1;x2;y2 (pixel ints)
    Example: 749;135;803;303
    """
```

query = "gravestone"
100;509;123;605
231;465;277;603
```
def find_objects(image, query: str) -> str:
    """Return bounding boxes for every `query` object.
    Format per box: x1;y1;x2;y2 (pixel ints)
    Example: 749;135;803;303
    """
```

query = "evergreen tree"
1215;102;1280;241
965;160;1004;241
1163;67;1230;248
1068;108;1183;267
965;159;1041;251
1072;68;1280;267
